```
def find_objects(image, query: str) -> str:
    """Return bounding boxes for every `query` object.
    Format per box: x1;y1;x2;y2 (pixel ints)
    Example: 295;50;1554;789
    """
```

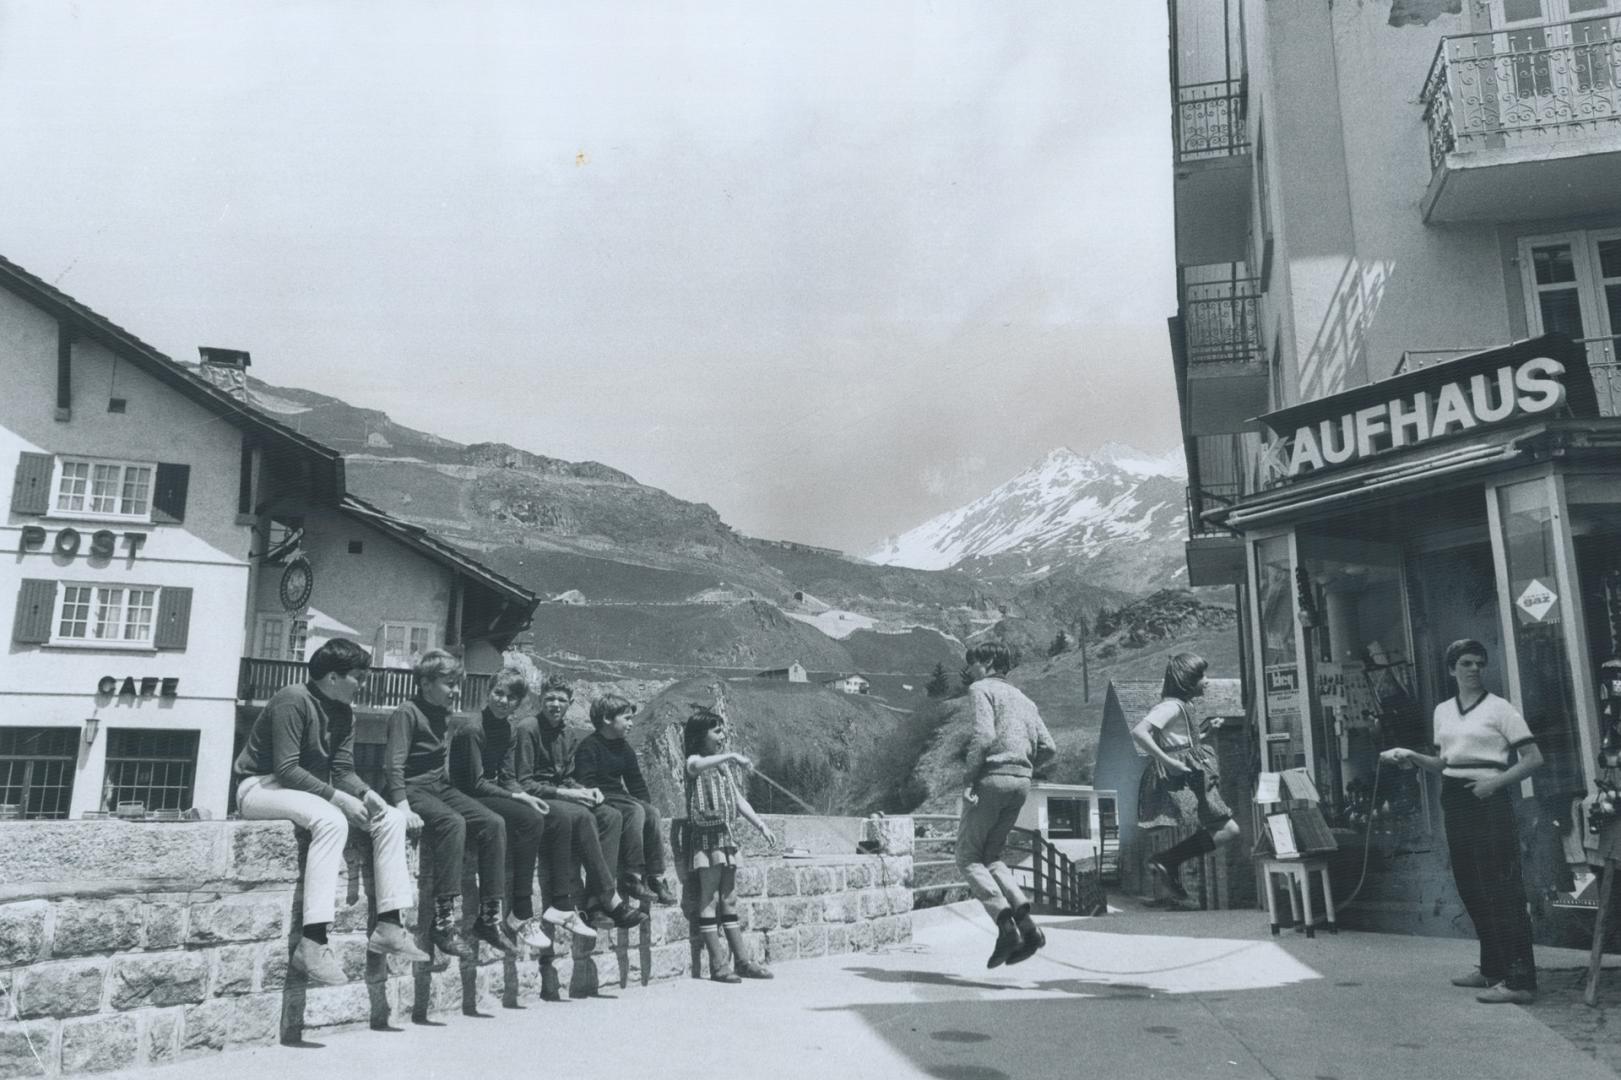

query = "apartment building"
1;255;536;821
1169;0;1621;935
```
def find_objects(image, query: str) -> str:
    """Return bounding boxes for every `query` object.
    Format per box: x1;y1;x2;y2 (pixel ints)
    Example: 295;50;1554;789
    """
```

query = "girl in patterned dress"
684;707;775;982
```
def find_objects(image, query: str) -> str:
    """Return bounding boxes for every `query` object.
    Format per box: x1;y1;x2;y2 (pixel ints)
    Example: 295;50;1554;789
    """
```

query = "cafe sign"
1256;335;1597;484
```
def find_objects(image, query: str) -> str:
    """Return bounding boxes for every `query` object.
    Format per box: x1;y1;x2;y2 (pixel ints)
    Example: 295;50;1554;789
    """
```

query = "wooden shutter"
12;579;56;644
154;587;192;650
11;453;53;515
151;463;190;523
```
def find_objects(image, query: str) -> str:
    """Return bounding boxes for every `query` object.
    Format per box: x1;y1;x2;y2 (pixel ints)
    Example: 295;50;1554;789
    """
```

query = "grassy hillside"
525;600;855;669
474;546;725;603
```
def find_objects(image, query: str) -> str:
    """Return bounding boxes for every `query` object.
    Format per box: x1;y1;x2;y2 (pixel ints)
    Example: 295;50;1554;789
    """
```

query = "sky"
0;1;1179;553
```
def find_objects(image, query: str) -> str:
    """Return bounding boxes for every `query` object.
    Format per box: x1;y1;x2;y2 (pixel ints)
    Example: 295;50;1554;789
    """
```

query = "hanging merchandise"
1598;659;1621;770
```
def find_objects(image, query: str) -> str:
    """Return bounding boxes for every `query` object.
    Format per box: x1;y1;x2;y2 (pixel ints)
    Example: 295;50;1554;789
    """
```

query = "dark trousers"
1442;777;1537;991
548;798;616;907
594;791;665;882
473;795;546;919
405;776;506;906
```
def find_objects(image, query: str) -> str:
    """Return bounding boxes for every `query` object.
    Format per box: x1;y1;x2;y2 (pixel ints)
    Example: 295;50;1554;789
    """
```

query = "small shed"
756;661;808;683
820;673;870;695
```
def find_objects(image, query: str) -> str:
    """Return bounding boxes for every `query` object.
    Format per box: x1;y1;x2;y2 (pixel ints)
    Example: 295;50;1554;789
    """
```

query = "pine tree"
1048;630;1069;657
925;663;950;698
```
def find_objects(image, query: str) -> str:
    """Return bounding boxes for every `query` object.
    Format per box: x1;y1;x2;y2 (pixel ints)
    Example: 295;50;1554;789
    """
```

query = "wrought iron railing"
1397;336;1621;416
1187;481;1245;538
237;657;494;713
1422;14;1621;172
1175;77;1249;163
1183;274;1262;365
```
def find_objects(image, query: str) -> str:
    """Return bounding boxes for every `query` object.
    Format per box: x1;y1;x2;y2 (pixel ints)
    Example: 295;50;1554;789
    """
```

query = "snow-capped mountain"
867;445;1191;594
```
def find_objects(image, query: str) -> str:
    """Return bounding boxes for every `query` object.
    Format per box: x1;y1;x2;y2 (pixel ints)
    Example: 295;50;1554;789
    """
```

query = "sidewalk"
99;900;1620;1080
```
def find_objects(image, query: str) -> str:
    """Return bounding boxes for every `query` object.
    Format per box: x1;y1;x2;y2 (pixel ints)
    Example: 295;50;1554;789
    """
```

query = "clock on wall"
279;556;313;612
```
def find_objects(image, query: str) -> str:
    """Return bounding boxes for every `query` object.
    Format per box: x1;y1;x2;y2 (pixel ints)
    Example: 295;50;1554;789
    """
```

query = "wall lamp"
83;717;100;746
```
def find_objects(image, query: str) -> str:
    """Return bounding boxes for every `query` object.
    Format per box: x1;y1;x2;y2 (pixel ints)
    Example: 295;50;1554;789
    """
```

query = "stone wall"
0;814;912;1077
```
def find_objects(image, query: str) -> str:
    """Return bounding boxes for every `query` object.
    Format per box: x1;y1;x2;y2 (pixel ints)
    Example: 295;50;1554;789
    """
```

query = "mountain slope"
868;445;1190;595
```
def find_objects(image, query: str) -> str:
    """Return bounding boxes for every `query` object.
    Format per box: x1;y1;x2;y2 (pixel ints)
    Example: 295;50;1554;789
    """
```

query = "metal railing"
1397;336;1621;416
1422;14;1621;172
237;657;495;713
1175;78;1249;163
1187;481;1245;538
1183;274;1262;365
909;814;1104;915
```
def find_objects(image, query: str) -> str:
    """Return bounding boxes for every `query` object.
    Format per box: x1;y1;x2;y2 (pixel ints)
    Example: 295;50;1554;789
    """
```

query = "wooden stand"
1585;858;1617;1008
1261;857;1337;939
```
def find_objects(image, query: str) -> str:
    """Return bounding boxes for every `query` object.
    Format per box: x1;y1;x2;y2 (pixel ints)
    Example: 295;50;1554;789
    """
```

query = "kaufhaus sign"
1256;335;1598;483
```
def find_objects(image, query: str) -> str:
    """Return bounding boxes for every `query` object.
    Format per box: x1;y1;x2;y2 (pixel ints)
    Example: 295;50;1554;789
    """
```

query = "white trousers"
237;775;414;927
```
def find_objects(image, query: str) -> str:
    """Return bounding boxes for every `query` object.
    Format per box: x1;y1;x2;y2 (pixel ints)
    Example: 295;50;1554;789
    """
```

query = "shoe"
508;917;553;950
1150;860;1189;902
1007;911;1045;966
430;925;472;959
1451;970;1492;989
986;914;1022;969
734;957;773;980
649;877;677;906
594;900;648;930
472;918;518;956
623;877;659;904
542;906;599;940
290;937;346;985
710;968;743;984
1476;984;1535;1004
366;921;431;963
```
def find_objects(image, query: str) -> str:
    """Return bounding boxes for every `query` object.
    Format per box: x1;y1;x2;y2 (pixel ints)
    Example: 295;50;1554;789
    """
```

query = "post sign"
1514;578;1560;625
1255;335;1595;486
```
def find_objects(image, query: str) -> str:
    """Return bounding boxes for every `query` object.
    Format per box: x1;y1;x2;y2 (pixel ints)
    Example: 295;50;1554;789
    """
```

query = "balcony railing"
1187;482;1245;538
1183;274;1262;365
1175;78;1249;163
237;657;494;713
1398;337;1621;416
1422;14;1621;172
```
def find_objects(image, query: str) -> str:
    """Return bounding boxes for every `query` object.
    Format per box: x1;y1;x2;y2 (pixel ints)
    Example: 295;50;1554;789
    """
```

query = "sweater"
232;682;370;801
1434;693;1536;782
573;731;651;801
447;709;521;800
383;696;453;803
511;717;588;798
964;676;1057;782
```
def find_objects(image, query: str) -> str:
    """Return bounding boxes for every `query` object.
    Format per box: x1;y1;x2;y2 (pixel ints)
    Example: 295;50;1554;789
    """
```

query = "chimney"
198;347;251;404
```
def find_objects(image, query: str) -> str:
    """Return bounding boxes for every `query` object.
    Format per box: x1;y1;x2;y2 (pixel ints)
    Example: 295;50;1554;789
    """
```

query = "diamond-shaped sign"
1516;578;1558;623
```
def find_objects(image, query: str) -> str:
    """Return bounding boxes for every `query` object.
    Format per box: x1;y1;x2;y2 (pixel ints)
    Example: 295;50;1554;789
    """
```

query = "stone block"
301;983;371;1028
649;943;689;981
17;960;105;1019
60;1014;138;1075
734;864;766;898
747;900;778;931
0;1022;57;1079
143;903;186;950
763;931;798;963
330;935;370;981
142;1009;180;1066
51;900;143;958
228;822;300;884
826;924;850;954
847;921;874;951
259;945;288;991
110;951;210;1009
796;866;836;895
765;865;798;897
228;995;280;1046
188;896;284;945
213;945;257;996
820;894;851;924
888;886;914;914
843;863;873;889
873;917;898;945
331;901;371;934
859;889;888;918
894;913;913;943
796;924;828;958
179;1001;230;1054
0;902;48;967
0;823;227;889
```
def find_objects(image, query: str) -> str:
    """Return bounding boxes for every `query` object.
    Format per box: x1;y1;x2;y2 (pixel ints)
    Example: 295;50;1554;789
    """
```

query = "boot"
1007;905;1045;966
722;920;772;979
649;876;677;906
590;898;648;930
623;875;659;904
539;958;561;1002
700;919;740;983
986;909;1022;969
430;896;471;959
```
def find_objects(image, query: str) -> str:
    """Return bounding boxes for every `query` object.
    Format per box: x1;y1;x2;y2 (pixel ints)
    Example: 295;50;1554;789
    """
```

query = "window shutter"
12;579;56;644
11;453;53;515
152;463;190;523
154;587;192;650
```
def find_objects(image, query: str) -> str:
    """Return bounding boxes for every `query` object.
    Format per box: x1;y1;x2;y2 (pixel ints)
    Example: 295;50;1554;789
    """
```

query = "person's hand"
963;785;979;805
331;791;369;828
1380;748;1413;769
361;790;390;821
1165;758;1193;775
1208;716;1226;730
515;792;550;815
1468;776;1501;800
583;787;605;806
757;823;777;847
730;752;753;770
396;805;424;833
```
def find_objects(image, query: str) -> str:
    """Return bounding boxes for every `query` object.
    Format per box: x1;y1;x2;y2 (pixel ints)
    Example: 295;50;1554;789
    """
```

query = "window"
101;729;198;814
380;622;435;668
1519;228;1621;410
0;728;78;820
53;457;153;521
254;613;309;662
55;584;158;646
1046;797;1092;840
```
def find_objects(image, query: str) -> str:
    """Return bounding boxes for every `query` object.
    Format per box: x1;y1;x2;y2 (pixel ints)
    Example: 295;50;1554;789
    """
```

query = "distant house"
820;673;870;695
756;661;808;683
1094;678;1248;901
957;781;1116;871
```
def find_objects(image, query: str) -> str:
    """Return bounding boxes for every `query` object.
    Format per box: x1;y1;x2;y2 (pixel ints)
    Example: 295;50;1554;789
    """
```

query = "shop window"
1046;797;1091;840
0;728;78;820
101;729;198;814
1255;535;1304;772
1569;475;1621;766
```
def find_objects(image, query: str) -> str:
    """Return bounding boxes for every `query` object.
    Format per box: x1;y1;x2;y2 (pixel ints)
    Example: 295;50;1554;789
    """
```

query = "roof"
338;495;538;610
0;253;344;491
1108;681;1163;725
1107;677;1245;723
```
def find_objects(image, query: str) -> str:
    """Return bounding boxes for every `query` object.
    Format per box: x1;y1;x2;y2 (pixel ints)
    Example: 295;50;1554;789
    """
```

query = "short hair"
414;648;463;684
309;638;371;682
589;693;635;728
1162;652;1209;701
965;641;1013;675
683;706;725;758
541;677;574;700
1444;639;1489;670
491;669;530;701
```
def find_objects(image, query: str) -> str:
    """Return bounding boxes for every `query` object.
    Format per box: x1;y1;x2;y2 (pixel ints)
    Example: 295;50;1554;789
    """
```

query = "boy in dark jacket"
573;694;676;906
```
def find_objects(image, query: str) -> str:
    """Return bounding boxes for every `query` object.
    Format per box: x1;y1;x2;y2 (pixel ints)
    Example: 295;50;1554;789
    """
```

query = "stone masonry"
0;814;911;1077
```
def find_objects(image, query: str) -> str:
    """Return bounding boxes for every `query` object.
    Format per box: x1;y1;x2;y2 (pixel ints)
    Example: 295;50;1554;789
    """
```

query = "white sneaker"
541;906;597;940
508;916;553;950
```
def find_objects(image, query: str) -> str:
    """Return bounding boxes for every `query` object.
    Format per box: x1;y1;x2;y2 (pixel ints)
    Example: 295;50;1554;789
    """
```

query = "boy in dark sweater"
573;694;676;906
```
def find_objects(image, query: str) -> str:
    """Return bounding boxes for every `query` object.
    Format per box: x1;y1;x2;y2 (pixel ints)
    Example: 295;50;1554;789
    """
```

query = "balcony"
1171;0;1251;263
237;657;495;714
1398;337;1621;414
1421;15;1621;222
1177;268;1270;436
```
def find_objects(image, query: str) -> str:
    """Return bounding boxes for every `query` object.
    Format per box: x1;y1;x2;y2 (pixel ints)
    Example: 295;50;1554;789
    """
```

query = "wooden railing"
909;813;1105;916
236;657;495;713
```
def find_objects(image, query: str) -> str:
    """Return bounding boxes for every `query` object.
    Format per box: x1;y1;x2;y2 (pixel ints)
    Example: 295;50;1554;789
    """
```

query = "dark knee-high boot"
720;916;772;979
699;917;740;983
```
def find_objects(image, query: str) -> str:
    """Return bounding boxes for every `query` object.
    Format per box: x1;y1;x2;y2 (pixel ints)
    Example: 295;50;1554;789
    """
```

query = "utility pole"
1079;619;1090;703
